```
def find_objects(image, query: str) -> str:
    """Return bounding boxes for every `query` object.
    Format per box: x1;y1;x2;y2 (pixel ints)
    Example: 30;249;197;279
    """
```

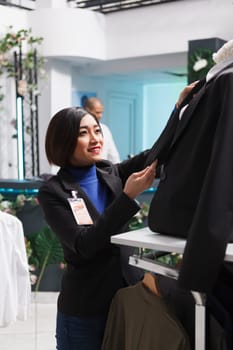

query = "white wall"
38;59;72;173
28;8;106;60
0;6;28;32
1;0;233;63
27;0;233;61
105;0;233;59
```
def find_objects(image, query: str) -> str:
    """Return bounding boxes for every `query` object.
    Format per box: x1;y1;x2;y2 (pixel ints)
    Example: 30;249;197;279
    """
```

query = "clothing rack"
111;227;233;350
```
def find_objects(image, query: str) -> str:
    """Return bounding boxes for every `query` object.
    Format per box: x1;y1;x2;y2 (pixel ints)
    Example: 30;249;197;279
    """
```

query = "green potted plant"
0;26;46;101
27;226;65;292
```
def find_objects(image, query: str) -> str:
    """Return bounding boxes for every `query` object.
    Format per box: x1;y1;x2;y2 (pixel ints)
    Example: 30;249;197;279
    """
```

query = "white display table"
111;227;233;261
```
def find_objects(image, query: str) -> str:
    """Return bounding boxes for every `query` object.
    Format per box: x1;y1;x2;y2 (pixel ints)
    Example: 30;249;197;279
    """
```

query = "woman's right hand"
175;80;199;108
123;161;157;199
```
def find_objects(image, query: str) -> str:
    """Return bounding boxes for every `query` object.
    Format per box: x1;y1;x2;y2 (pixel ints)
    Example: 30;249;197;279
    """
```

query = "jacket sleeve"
116;150;151;185
145;109;180;168
179;71;233;292
38;182;140;260
114;119;177;186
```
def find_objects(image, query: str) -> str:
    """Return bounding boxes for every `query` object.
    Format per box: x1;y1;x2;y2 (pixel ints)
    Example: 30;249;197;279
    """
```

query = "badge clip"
71;190;78;199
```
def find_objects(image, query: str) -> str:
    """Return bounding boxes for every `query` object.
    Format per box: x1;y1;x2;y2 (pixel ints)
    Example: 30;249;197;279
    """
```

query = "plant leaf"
28;226;64;269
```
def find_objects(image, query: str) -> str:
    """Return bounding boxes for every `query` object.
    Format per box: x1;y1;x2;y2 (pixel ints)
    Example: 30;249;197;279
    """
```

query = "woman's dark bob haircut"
45;107;100;167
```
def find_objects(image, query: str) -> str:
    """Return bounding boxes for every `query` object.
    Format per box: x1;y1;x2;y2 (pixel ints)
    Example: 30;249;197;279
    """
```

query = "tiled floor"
0;292;58;350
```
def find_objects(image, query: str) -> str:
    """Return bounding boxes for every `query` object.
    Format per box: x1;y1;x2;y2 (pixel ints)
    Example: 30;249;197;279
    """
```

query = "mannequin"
212;39;233;64
148;39;233;293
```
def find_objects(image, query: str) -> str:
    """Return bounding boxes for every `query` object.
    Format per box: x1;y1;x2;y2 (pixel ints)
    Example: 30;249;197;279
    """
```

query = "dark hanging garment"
207;313;228;350
101;281;191;350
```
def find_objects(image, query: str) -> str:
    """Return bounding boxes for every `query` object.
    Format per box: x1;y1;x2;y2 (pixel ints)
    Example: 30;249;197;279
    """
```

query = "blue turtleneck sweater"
68;165;109;214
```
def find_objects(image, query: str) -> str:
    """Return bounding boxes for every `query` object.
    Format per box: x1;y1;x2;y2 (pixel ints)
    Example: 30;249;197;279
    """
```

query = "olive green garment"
102;281;191;350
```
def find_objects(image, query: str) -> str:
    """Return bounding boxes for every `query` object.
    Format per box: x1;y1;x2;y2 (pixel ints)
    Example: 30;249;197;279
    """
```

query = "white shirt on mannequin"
0;211;31;327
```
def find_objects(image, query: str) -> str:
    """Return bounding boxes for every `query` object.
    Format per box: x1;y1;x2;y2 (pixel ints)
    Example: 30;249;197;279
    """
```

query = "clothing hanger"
142;272;161;296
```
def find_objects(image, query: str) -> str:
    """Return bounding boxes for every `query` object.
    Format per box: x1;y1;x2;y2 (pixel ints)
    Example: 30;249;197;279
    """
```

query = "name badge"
68;198;93;225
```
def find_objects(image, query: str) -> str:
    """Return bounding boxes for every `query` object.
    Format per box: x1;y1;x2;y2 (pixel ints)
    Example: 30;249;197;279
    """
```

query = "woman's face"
70;114;103;167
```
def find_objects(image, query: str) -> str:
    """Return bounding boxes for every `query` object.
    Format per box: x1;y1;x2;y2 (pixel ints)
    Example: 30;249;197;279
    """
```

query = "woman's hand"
176;80;199;108
123;161;157;199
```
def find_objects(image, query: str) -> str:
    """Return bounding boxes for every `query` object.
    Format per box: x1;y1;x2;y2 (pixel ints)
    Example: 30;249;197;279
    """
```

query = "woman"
38;107;156;350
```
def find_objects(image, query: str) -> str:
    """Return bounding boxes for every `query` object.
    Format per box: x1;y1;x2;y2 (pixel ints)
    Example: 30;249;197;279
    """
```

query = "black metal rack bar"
68;0;187;14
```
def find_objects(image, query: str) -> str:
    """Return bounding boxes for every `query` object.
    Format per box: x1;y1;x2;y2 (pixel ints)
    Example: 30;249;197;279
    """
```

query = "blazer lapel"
58;166;121;197
169;82;206;150
168;65;233;152
97;167;122;197
58;168;79;193
58;168;101;217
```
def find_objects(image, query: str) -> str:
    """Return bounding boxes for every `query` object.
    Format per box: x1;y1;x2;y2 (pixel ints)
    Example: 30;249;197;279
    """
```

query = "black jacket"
38;153;149;316
148;64;233;293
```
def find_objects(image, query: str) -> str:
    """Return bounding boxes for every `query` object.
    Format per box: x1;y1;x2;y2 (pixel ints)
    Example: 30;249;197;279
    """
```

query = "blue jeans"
56;311;107;350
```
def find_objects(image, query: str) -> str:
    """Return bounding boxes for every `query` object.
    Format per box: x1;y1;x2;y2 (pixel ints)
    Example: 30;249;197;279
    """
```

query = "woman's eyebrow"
79;125;88;129
80;124;99;128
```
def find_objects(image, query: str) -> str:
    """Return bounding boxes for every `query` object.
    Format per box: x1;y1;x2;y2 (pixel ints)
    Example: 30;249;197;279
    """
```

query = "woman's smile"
88;146;102;154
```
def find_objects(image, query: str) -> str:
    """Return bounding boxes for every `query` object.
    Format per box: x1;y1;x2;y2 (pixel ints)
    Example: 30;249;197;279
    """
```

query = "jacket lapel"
169;81;206;150
57;166;122;216
96;167;122;197
168;63;233;151
58;168;102;218
58;168;79;193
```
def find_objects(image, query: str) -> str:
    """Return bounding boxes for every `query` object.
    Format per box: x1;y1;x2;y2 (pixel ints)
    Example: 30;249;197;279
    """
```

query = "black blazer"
148;64;233;293
38;153;149;317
